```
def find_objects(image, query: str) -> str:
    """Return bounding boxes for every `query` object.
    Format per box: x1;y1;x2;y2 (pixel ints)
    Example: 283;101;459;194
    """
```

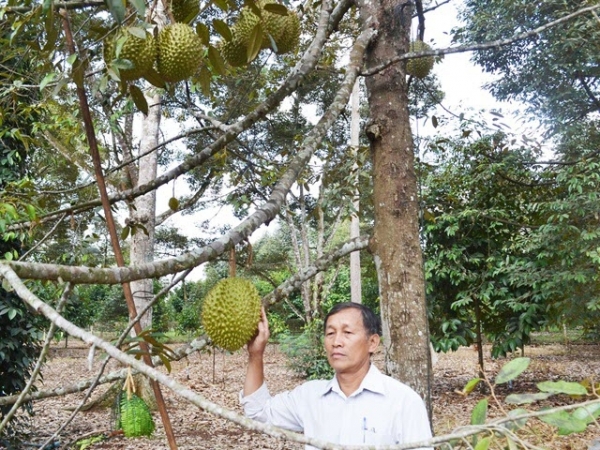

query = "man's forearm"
243;353;264;397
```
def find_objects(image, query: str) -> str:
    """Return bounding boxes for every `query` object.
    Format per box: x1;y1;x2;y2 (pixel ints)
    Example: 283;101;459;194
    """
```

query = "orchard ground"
11;337;600;449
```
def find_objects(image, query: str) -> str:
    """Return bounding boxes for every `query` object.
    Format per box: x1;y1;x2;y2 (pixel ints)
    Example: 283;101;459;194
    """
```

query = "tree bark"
360;0;432;412
129;92;161;330
349;80;362;304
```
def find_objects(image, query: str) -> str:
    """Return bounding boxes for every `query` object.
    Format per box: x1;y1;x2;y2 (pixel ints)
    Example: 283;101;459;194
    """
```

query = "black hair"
324;302;382;337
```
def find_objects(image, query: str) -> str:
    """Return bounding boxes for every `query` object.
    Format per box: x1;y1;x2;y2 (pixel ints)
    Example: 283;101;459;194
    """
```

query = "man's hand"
243;306;269;397
247;306;270;357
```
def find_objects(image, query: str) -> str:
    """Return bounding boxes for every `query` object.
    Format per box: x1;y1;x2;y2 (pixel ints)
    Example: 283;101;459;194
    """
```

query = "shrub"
278;319;333;380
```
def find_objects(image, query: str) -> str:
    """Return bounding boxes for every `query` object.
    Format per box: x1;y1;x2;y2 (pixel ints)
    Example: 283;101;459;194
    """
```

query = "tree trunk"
129;92;161;330
360;0;432;412
349;80;362;304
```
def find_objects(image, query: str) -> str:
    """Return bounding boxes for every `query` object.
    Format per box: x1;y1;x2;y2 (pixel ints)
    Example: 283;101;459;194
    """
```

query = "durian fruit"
406;40;435;79
201;277;261;352
169;0;200;23
220;1;300;66
274;10;300;54
260;3;288;50
103;29;156;81
119;393;155;438
156;23;204;82
220;36;251;67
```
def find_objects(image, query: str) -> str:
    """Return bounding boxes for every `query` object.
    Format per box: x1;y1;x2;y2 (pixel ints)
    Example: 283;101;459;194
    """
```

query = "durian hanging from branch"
219;0;301;67
406;40;435;79
117;369;155;438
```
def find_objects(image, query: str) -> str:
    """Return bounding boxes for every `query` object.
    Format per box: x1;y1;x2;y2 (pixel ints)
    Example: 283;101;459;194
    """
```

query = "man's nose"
332;333;343;346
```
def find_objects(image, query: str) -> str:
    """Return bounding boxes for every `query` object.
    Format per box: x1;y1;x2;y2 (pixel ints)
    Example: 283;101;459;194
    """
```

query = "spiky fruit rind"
201;278;261;352
104;30;156;81
406;40;434;79
235;7;261;45
274;11;299;54
157;23;203;82
119;394;155;438
170;0;200;23
220;36;250;67
261;3;287;50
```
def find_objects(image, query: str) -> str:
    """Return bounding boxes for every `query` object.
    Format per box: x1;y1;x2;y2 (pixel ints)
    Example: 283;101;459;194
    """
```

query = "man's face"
324;308;380;375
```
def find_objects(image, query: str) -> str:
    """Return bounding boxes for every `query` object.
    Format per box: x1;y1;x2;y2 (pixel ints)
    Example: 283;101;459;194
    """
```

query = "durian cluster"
103;0;204;84
201;277;262;352
406;40;435;79
220;0;300;67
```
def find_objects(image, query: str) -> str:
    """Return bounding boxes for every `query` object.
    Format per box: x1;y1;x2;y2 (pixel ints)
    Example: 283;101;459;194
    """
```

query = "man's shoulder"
372;367;425;400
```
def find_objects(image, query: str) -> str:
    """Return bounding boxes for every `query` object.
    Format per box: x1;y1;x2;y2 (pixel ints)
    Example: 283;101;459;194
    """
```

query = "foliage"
0;285;43;438
278;319;334;380
422;130;550;357
455;0;600;133
447;357;600;448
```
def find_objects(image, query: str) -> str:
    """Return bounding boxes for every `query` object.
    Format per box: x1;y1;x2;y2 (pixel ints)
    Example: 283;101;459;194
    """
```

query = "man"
241;302;433;449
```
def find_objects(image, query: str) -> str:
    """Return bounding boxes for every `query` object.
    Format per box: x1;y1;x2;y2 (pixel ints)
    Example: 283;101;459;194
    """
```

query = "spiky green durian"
201;278;261;352
157;23;203;82
119;394;155;438
273;10;300;54
260;2;287;50
406;40;434;79
220;35;251;67
103;29;156;81
170;0;200;23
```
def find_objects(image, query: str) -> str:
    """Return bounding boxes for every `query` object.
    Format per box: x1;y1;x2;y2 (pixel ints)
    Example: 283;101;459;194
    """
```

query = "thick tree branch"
362;3;600;76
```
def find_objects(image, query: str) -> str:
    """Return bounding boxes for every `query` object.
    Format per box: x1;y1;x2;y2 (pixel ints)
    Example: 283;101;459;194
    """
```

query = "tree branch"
362;3;600;76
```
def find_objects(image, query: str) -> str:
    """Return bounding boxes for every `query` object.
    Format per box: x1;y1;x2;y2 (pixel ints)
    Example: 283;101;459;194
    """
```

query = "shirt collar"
321;364;385;398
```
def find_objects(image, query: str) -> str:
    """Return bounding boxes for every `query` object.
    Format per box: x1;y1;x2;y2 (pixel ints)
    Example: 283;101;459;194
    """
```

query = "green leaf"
106;0;126;23
471;398;488;425
263;3;288;15
196;23;210;46
505;392;553;404
247;23;263;63
129;84;148;116
474;436;491;450
142;67;166;88
8;308;17;320
463;377;481;395
506;436;518;450
39;73;56;91
197;66;211;96
495;357;530;384
536;380;588;396
572;403;600;424
211;0;229;12
502;408;529;431
539;410;587;435
208;45;227;76
127;26;147;39
128;0;146;17
121;225;130;240
212;19;232;42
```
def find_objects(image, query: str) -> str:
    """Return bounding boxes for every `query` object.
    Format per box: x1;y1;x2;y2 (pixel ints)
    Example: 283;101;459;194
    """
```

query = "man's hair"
324;302;382;337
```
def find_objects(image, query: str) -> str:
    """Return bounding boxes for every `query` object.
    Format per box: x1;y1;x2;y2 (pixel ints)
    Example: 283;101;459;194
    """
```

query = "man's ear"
368;333;380;353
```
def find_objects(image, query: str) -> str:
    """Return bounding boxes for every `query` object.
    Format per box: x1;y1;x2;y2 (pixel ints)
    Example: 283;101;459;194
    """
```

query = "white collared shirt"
240;364;433;449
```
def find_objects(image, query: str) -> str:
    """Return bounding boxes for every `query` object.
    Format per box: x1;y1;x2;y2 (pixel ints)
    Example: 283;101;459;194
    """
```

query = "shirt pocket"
363;427;396;445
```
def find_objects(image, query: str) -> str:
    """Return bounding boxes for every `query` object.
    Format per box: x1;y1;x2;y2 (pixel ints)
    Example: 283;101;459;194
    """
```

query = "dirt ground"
6;340;600;449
